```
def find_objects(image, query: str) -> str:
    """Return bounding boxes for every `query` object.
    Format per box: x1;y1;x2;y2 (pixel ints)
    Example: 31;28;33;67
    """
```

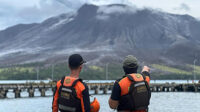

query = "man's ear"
79;65;83;70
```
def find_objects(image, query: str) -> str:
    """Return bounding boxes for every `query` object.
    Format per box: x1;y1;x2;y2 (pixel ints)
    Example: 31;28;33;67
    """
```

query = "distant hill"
0;4;200;66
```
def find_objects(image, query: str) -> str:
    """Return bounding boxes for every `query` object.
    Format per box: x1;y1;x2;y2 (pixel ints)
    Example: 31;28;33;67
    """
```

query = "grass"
0;67;35;73
151;64;191;75
89;65;104;72
186;65;200;74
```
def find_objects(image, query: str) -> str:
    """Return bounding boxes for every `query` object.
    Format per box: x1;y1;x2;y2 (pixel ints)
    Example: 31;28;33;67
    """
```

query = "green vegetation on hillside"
187;64;200;74
0;63;124;80
0;63;199;80
151;64;200;79
152;64;190;75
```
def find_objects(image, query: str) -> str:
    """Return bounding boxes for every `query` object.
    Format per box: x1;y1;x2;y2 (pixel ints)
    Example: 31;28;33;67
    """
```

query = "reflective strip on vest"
59;104;76;112
134;82;145;87
62;88;72;93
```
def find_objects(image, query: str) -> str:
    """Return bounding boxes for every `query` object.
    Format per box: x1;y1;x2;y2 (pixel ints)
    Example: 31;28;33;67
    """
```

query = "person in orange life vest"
109;55;151;112
52;54;90;112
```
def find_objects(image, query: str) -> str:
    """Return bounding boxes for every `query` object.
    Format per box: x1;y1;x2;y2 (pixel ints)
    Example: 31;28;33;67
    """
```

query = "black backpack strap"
60;76;66;86
141;73;151;100
72;79;83;87
127;74;136;83
58;76;65;96
141;74;146;81
115;77;124;83
141;72;150;81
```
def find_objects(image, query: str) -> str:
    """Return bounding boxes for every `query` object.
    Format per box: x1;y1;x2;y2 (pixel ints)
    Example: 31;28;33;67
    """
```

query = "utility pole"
52;64;54;81
37;66;39;80
193;59;197;83
106;63;109;80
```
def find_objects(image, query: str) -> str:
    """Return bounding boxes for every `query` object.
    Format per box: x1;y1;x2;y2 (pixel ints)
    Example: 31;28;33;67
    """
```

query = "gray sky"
0;0;199;30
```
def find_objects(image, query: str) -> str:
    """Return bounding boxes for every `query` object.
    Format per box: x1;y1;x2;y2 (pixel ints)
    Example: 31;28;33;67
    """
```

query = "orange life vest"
117;74;151;112
53;76;86;112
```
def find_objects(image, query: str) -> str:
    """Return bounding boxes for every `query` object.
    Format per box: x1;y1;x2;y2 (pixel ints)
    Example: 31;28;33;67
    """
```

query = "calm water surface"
0;93;200;112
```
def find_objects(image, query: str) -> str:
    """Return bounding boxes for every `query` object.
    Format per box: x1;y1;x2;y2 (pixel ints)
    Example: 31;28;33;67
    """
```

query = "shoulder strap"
72;79;83;87
60;76;66;86
60;77;83;87
141;73;147;82
127;74;136;83
115;77;124;83
127;74;147;83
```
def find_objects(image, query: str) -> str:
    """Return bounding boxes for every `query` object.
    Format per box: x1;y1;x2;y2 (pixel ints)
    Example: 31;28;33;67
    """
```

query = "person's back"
52;54;90;112
116;73;150;112
109;55;151;112
53;76;88;112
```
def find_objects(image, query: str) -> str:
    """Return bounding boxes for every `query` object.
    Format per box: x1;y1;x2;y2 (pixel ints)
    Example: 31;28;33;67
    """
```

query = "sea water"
1;92;200;112
0;80;200;112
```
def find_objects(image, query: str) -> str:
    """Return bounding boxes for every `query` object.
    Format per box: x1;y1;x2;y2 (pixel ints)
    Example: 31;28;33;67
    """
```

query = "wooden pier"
0;82;200;98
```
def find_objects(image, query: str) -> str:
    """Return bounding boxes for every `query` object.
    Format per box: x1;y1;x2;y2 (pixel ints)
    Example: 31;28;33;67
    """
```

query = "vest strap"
61;76;66;86
127;74;136;83
72;79;82;87
60;76;83;87
141;73;146;81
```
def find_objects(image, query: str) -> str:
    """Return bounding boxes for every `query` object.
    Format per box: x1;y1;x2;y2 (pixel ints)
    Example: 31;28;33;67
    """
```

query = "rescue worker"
109;55;151;112
52;54;90;112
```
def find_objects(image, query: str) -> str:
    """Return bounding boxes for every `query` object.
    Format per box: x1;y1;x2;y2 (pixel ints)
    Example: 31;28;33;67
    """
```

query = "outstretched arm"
141;66;151;83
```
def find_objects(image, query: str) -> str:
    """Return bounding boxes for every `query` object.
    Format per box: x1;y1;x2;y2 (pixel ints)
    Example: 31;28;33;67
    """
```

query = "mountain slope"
0;4;200;65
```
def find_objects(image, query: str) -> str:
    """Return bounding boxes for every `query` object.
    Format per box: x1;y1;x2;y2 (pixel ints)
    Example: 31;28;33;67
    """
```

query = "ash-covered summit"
0;4;200;65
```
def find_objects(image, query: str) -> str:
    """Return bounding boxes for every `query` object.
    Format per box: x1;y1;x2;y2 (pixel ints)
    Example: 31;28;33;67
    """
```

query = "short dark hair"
69;64;81;70
123;66;138;74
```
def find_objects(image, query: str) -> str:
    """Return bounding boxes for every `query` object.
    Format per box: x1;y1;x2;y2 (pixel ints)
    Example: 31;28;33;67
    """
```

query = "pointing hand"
142;66;150;73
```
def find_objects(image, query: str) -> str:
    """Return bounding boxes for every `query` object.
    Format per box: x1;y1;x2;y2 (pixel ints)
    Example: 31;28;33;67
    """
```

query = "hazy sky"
0;0;199;30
